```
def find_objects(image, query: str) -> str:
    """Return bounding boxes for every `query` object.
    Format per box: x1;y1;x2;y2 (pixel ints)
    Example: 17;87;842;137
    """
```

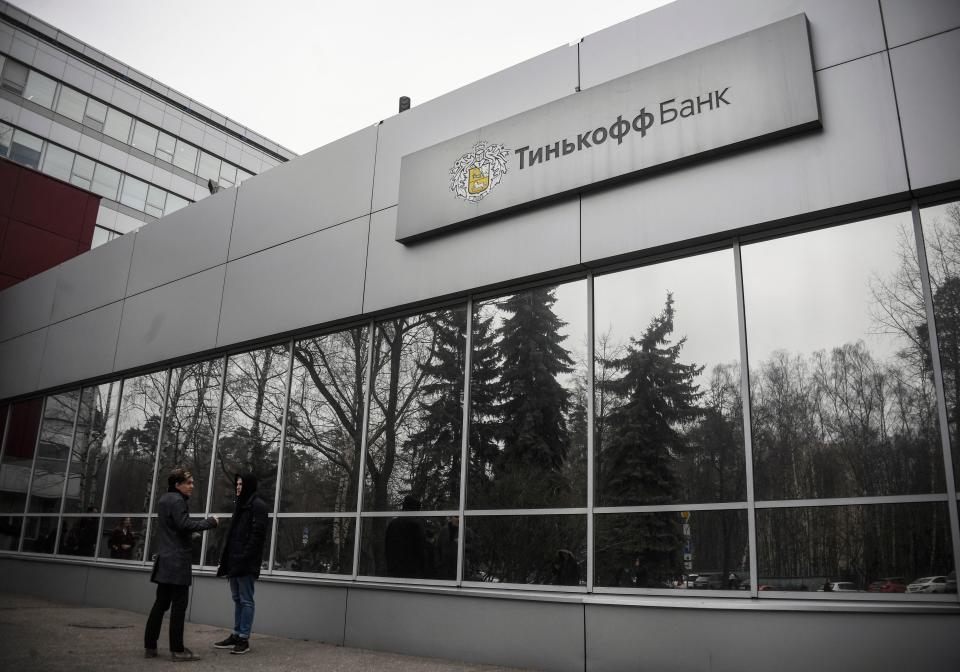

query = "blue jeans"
229;575;256;639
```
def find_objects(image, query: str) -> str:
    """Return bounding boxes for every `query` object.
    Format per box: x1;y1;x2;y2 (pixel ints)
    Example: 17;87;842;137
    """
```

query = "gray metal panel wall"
0;328;46;398
50;232;135;324
38;301;123;390
344;588;585;672
584;602;960;672
363;200;581;314
0;558;88;605
370;44;579;212
579;0;885;89
580;53;908;263
889;29;960;193
114;265;226;372
126;188;236;296
0;271;56;342
229;126;378;261
84;565;156;613
191;576;348;645
881;0;960;48
217;216;369;348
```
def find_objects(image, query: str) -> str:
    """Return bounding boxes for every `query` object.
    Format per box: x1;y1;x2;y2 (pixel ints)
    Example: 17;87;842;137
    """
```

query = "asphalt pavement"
0;592;531;672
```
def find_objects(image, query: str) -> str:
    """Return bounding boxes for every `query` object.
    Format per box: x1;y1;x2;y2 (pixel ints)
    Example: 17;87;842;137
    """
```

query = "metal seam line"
201;354;230;568
351;322;376;579
586;272;595;592
456;298;473;586
143;368;172;563
93;379;124;559
18;395;48;551
267;339;296;573
53;390;82;556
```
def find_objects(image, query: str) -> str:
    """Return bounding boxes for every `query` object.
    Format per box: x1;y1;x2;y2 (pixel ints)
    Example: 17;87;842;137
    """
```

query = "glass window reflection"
464;514;586;586
756;502;954;594
594;251;743;506
468;282;587;509
155;360;222;512
595;510;748;590
23;70;56;109
40;143;74;182
0;399;43;514
365;308;467;512
282;327;368;513
65;383;120;514
55;86;87;122
212;345;289;512
21;516;58;553
358;514;451;579
97;516;147;561
58;516;100;557
274;517;354;574
742;215;945;500
103;373;166;514
27;391;79;514
921;200;960;491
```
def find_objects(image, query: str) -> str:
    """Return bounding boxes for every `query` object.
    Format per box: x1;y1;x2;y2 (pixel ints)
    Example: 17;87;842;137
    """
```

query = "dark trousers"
144;583;189;652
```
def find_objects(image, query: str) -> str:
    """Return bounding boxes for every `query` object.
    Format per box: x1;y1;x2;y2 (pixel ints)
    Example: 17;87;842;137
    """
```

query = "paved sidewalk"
0;593;531;672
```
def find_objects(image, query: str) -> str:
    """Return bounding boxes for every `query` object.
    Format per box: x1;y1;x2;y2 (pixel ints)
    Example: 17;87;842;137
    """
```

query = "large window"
2;207;956;602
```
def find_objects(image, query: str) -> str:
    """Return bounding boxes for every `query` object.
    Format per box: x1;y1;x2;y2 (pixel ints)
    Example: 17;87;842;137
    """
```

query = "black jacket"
152;491;216;585
217;477;269;579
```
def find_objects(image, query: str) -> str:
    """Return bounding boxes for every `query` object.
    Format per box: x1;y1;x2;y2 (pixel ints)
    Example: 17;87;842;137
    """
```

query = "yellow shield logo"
467;166;489;195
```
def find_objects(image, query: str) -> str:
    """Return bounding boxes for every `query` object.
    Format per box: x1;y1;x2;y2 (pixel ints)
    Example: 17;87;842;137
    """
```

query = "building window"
83;98;108;132
155;131;175;164
145;185;166;218
131;120;158;155
0;58;28;94
91;163;121;200
0;121;12;157
197;151;221;183
119;175;149;211
70;154;95;191
164;192;189;216
10;129;43;169
103;108;133;144
23;70;57;109
173;139;198;173
55;86;87;123
40;144;74;182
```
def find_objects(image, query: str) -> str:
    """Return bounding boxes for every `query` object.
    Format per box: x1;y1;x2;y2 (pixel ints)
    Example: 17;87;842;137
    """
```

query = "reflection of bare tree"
107;372;166;514
69;383;119;513
215;346;287;511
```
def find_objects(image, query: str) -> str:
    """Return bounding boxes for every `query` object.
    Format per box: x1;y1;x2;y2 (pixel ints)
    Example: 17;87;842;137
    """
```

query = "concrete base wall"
1;558;958;672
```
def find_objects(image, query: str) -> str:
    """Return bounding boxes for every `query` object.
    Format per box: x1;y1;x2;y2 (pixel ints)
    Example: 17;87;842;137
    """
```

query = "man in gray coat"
144;468;218;661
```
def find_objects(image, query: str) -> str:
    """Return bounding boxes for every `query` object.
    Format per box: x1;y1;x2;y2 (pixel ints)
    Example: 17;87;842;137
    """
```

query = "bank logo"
450;141;510;203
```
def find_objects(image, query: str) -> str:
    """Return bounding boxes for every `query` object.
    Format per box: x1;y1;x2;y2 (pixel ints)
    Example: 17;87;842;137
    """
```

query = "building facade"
1;1;959;670
0;1;294;252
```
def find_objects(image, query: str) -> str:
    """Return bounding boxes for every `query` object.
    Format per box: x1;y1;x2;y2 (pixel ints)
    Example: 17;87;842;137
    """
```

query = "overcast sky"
14;0;673;155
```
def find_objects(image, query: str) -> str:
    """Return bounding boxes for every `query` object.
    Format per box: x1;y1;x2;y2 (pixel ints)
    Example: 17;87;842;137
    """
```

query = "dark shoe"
144;647;158;658
213;634;239;649
171;648;200;662
230;638;250;655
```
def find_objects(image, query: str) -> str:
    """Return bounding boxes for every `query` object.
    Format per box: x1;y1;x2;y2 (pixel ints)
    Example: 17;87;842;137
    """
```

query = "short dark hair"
167;467;193;492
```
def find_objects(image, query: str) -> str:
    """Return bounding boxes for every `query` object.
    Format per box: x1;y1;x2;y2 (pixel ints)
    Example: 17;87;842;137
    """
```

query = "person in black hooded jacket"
213;473;268;655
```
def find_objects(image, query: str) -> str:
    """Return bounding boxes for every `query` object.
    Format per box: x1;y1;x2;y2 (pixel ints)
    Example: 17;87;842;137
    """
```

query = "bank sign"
396;14;819;243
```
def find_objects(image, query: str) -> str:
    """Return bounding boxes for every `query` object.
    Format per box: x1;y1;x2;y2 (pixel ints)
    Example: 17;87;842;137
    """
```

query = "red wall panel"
0;219;80;279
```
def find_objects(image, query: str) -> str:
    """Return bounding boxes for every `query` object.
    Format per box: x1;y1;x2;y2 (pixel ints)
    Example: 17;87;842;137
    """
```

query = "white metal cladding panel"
229;125;379;261
37;301;122;390
344;588;585;672
126;188;235;296
881;0;960;48
0;269;56;342
191;577;348;645
579;0;885;90
217;216;368;348
114;265;225;372
889;29;960;193
584;603;960;672
363;200;581;314
370;44;579;213
50;232;135;324
580;53;908;263
0;328;46;398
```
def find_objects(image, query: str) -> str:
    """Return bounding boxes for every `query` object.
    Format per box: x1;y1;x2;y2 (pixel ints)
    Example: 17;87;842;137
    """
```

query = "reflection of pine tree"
595;295;702;586
495;287;574;507
407;310;467;510
467;309;502;505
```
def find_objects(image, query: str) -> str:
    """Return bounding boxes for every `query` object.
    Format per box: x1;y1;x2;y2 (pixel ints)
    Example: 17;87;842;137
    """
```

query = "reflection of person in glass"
144;468;218;662
385;495;428;578
552;549;580;585
109;517;137;559
75;506;99;556
214;474;268;656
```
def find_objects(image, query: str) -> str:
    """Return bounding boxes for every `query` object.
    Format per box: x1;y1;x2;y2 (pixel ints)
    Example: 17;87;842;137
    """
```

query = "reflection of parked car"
906;576;948;593
946;571;956;594
816;582;860;592
693;573;724;589
867;577;907;593
685;574;699;588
